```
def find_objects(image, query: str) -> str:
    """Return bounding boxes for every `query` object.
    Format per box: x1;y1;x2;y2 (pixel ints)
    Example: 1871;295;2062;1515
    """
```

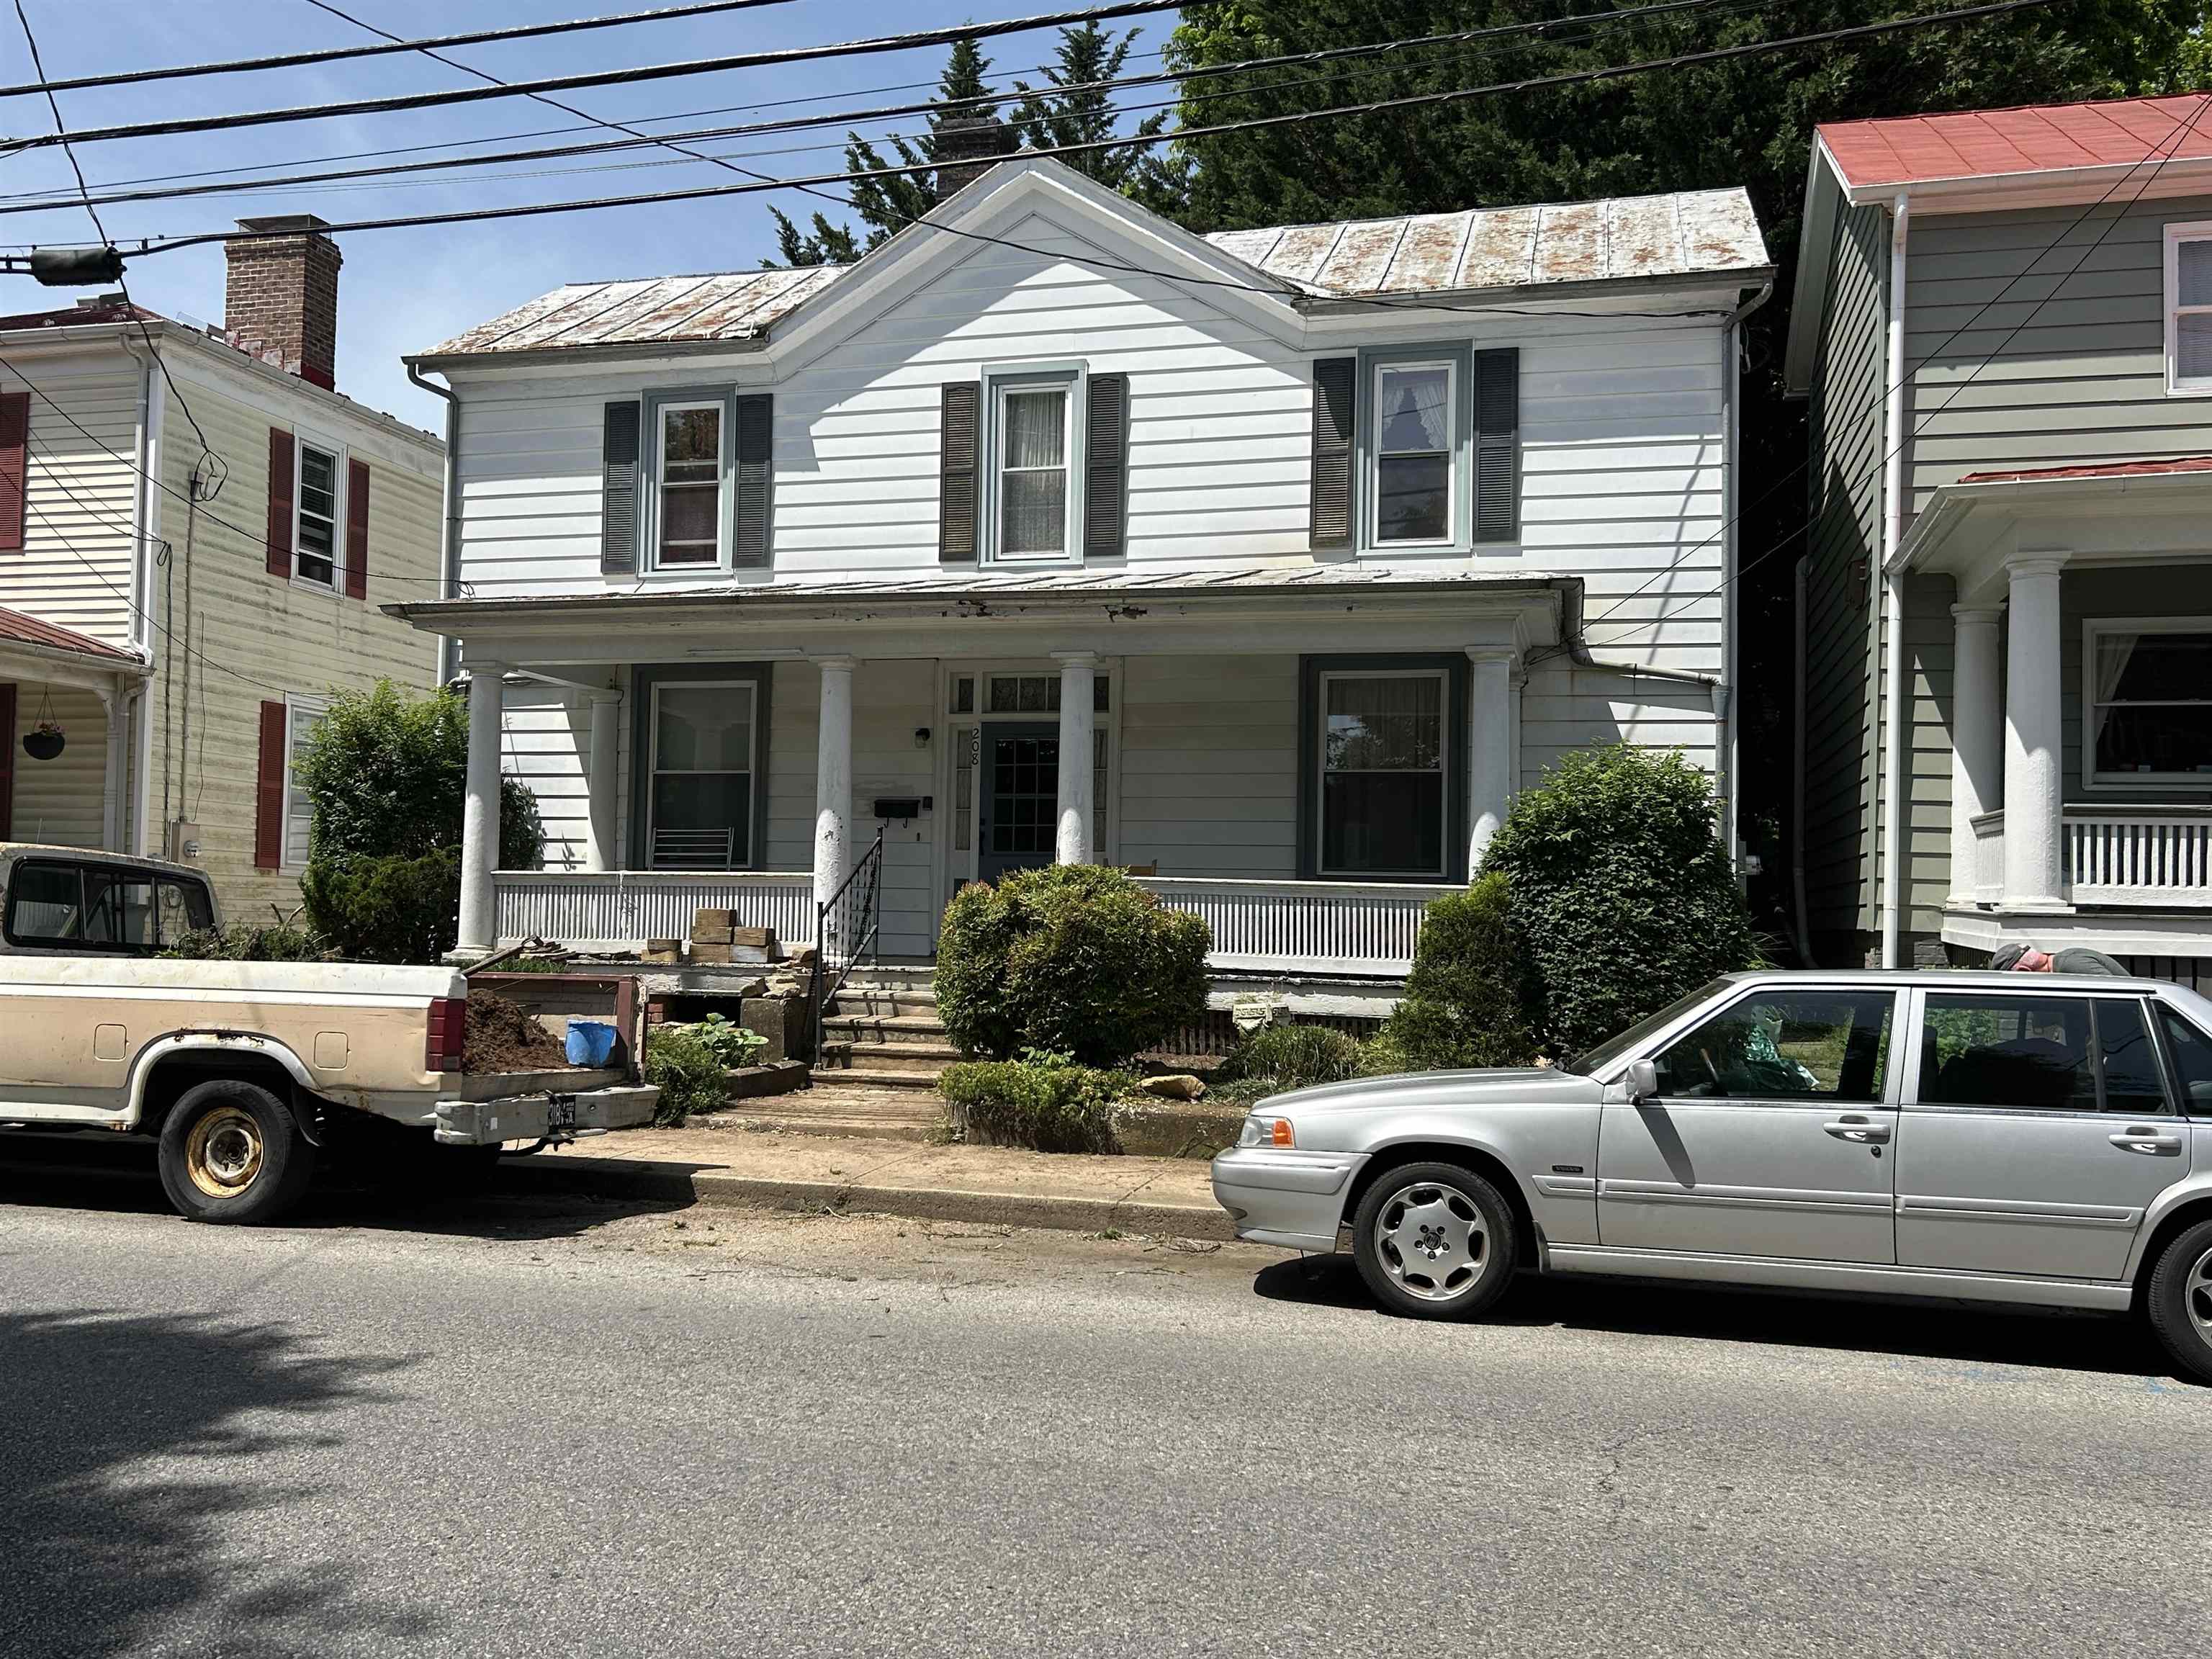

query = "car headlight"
1236;1115;1295;1149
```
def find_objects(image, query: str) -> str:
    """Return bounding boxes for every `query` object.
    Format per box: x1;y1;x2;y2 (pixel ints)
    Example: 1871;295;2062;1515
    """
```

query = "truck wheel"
157;1079;317;1226
2145;1217;2212;1385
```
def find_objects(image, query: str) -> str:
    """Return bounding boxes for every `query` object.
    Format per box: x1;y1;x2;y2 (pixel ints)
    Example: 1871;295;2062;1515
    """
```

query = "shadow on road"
0;1308;431;1658
1251;1253;2175;1379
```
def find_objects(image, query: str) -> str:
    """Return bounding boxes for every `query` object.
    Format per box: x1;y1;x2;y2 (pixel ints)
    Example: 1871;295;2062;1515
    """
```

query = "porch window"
653;401;725;567
294;437;342;587
1371;361;1455;545
1317;670;1448;878
2087;621;2212;783
648;682;755;868
2165;223;2212;394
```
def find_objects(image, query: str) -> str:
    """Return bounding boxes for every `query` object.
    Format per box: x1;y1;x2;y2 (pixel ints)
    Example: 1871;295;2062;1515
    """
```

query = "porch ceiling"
1895;467;2212;603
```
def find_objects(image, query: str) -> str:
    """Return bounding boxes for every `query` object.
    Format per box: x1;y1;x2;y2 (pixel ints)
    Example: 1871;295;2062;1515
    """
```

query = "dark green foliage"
646;1024;728;1125
1009;22;1174;196
935;864;1212;1066
1483;746;1758;1056
299;848;462;966
1215;1022;1364;1099
684;1013;769;1068
292;679;544;873
159;925;328;962
938;1055;1133;1153
1380;874;1536;1071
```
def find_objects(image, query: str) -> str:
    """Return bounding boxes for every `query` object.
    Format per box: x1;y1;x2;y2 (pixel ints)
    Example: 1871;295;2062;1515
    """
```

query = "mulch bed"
464;989;580;1072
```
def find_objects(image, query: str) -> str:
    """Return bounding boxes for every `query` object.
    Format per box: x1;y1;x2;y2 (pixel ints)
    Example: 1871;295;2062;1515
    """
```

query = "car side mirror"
1623;1059;1659;1105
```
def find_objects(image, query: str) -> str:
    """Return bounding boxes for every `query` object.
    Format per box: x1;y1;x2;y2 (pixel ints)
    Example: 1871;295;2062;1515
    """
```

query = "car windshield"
1565;977;1736;1077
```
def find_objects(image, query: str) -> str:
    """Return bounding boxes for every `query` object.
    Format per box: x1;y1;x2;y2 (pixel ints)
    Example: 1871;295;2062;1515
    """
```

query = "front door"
1598;986;1901;1263
1896;989;2193;1282
978;724;1058;882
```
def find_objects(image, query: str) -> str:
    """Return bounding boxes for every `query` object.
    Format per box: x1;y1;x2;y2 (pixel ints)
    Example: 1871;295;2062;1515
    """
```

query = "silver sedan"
1212;969;2212;1382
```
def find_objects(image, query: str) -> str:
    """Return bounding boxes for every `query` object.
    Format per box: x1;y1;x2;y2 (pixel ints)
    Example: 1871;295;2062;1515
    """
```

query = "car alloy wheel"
1372;1178;1489;1303
2190;1244;2212;1344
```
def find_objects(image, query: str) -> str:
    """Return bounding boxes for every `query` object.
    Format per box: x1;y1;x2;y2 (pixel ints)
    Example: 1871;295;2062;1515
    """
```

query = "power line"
0;0;1753;219
114;0;2067;260
0;0;1197;154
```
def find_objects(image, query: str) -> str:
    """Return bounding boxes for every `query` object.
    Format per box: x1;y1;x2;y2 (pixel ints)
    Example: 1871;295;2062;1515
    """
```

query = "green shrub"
1380;874;1537;1071
935;864;1211;1066
1483;745;1758;1057
938;1053;1134;1154
160;924;328;962
300;848;461;964
1214;1022;1364;1100
645;1024;728;1125
685;1012;768;1068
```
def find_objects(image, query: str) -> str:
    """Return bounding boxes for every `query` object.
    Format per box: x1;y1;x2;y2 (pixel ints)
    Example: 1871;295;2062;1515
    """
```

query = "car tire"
2145;1217;2212;1385
1350;1160;1519;1320
156;1079;317;1226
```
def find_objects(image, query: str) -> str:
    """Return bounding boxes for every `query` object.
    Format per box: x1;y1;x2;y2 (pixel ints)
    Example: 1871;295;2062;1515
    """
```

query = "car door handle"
2109;1128;2183;1154
1823;1118;1891;1143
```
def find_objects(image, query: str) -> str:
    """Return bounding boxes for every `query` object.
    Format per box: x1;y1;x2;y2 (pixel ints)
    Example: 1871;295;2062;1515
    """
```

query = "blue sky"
0;1;1182;431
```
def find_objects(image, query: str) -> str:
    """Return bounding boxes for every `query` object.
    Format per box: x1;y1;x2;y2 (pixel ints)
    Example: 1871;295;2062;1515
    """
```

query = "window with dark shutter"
254;701;287;870
344;457;369;599
265;427;294;579
0;683;14;837
601;400;641;575
1083;373;1128;559
1473;348;1519;543
732;393;772;568
939;381;979;563
0;391;27;552
1310;358;1355;550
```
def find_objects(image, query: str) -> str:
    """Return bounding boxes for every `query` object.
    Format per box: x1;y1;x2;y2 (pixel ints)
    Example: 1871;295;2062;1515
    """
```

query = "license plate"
546;1096;577;1132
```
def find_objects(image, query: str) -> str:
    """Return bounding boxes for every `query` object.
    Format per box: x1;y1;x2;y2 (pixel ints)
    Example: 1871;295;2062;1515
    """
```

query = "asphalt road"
3;1137;2208;1659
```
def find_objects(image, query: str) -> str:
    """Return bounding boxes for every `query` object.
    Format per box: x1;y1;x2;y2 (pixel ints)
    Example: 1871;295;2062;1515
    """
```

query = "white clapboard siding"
0;353;143;647
9;682;108;846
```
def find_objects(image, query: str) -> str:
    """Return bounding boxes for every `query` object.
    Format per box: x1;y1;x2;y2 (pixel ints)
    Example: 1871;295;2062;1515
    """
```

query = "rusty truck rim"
184;1105;264;1199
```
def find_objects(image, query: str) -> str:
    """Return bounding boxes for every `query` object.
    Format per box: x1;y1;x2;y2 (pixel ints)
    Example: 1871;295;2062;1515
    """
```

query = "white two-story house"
393;156;1770;992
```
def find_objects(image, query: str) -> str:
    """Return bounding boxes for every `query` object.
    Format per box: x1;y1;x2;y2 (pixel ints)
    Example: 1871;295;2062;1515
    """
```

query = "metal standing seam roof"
418;184;1768;359
0;603;141;664
1820;93;2212;191
1957;455;2212;485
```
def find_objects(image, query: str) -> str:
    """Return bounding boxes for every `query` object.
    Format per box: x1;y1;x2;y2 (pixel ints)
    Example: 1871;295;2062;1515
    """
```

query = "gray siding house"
1788;93;2212;981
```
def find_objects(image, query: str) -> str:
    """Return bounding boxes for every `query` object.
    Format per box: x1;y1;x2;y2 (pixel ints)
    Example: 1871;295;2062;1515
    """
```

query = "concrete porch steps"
817;975;958;1089
729;1082;941;1141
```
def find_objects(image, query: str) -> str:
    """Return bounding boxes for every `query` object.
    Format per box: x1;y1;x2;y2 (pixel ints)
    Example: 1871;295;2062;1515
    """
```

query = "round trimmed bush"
935;864;1211;1066
1380;873;1534;1071
1214;1022;1364;1097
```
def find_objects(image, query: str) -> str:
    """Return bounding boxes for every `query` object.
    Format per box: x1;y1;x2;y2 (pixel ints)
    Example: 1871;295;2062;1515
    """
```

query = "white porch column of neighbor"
584;688;621;874
1465;648;1516;872
812;657;856;922
1948;605;2004;907
455;657;506;956
1053;650;1097;864
98;688;127;850
2002;558;2069;911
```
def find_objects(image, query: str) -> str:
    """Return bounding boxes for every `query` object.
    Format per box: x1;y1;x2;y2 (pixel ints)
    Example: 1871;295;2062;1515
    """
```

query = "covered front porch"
394;569;1575;981
0;605;147;852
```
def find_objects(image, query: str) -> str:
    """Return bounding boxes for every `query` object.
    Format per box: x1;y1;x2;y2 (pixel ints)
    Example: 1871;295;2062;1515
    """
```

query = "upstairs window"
653;401;725;568
1372;360;1455;545
2087;620;2212;785
993;379;1073;561
2167;223;2212;394
293;436;342;587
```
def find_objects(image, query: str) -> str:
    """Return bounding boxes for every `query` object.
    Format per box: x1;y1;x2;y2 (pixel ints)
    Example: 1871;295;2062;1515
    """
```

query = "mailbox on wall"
873;797;927;822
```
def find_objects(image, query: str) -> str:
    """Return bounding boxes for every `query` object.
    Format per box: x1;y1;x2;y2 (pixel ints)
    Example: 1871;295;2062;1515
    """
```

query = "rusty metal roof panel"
1384;212;1474;292
1207;227;1283;270
1455;206;1541;287
1672;189;1768;277
536;275;716;345
1604;194;1682;279
1312;218;1409;294
492;279;665;351
1251;222;1344;287
1532;201;1605;283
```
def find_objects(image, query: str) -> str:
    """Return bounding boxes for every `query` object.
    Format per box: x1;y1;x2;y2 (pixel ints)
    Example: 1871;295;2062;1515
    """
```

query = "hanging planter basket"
22;720;64;762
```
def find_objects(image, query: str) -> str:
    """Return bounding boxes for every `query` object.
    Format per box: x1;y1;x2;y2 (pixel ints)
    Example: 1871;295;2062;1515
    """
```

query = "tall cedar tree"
1146;0;2209;942
1010;21;1177;199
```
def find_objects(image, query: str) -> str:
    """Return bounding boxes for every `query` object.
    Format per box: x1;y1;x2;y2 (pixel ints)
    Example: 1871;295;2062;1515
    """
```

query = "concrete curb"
500;1155;1236;1241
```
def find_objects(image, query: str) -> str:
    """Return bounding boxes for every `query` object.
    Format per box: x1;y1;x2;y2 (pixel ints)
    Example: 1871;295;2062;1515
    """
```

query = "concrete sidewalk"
500;1123;1236;1240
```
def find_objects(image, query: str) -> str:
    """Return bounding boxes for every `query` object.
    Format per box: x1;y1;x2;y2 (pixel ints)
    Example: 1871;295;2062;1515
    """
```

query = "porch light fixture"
914;726;931;749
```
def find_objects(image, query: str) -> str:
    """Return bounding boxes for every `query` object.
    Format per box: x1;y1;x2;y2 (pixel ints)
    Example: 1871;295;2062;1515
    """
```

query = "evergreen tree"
1009;21;1173;194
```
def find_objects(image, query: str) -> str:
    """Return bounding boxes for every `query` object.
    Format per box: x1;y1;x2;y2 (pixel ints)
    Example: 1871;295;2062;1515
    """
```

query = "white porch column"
2002;559;2068;911
1053;650;1097;865
584;688;621;873
812;656;855;920
1466;648;1516;873
1948;605;2003;907
98;685;127;851
456;659;505;956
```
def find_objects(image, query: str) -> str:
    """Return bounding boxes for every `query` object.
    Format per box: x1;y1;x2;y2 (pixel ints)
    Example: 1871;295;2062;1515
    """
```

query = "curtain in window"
2180;240;2212;381
1321;674;1446;876
2092;630;2139;750
1378;368;1450;453
1000;390;1067;555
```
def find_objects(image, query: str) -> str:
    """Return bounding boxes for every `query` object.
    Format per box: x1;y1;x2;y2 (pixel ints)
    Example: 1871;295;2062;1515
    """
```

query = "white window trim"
1314;667;1452;880
980;362;1087;568
1367;357;1460;551
279;692;331;870
290;426;347;593
2082;615;2212;791
645;678;758;869
641;389;734;577
2164;221;2212;396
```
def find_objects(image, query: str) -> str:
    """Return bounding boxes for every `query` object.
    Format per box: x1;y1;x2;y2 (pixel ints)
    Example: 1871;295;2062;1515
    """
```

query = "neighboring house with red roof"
1785;94;2212;981
0;217;443;924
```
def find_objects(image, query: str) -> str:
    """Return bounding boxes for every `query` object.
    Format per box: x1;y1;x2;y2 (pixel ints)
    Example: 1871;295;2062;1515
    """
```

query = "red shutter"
344;457;369;600
254;700;287;869
265;428;294;579
0;391;28;552
0;683;14;839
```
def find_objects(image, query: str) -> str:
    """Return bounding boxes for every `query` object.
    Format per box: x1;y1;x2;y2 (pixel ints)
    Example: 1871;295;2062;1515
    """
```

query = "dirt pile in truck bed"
464;990;580;1072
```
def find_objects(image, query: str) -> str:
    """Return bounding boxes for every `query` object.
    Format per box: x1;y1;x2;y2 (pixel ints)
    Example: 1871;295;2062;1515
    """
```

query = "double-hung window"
1371;359;1456;546
984;366;1082;565
294;433;343;588
652;398;727;568
2166;222;2212;394
647;680;756;869
2085;619;2212;784
281;693;330;868
1309;664;1457;880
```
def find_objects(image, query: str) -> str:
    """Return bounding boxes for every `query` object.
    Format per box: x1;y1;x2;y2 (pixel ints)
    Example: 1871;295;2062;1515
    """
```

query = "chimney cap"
233;215;336;237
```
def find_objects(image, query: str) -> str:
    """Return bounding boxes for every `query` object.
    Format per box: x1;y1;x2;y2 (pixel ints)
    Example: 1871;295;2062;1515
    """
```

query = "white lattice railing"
2066;809;2212;909
1970;809;2005;905
495;871;816;953
1137;877;1452;975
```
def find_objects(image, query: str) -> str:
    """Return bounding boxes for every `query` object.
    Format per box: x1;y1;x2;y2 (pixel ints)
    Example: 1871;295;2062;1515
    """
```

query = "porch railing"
493;869;815;953
2066;807;2212;909
811;830;885;1057
1136;876;1453;976
1969;810;2005;905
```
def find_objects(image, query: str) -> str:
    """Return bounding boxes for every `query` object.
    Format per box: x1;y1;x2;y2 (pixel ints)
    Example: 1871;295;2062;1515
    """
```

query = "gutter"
1879;192;1910;971
408;362;463;685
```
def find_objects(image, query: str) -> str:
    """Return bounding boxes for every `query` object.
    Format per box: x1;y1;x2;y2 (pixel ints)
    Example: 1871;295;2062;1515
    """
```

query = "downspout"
408;362;463;685
120;333;163;854
1879;192;1911;970
1791;555;1815;965
1719;278;1773;874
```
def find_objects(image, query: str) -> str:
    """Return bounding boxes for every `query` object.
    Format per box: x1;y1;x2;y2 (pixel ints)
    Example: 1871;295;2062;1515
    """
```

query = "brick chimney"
224;215;342;390
932;112;1015;200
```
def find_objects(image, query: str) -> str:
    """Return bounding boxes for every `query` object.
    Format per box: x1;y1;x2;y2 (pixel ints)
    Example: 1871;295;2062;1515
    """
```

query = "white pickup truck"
0;842;657;1223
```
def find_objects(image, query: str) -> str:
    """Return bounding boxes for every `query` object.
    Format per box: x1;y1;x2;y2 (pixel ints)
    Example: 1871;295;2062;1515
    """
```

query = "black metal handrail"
810;827;884;1062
